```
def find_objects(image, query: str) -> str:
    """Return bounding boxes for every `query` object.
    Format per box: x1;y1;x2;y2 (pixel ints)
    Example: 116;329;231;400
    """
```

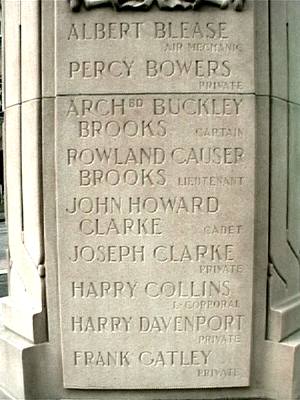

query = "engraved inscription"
56;0;254;389
56;94;254;388
56;7;254;94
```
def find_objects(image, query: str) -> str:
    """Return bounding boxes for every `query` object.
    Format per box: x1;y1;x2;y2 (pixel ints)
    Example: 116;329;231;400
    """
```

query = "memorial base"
0;324;52;400
0;325;33;400
1;324;300;400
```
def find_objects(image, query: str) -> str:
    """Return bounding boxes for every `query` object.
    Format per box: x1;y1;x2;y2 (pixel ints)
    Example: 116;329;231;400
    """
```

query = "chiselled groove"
268;260;288;290
68;0;245;12
4;92;256;109
287;239;300;264
57;91;255;96
19;23;24;233
286;22;290;236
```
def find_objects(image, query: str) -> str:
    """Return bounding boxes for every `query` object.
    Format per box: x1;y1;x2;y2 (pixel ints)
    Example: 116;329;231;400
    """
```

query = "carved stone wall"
1;0;47;344
268;0;300;342
1;1;300;399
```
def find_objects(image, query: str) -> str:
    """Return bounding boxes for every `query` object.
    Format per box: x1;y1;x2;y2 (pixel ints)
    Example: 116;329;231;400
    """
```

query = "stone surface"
254;1;269;96
267;0;300;341
56;4;254;95
268;97;300;341
287;1;300;105
20;0;40;102
2;0;20;108
0;387;11;400
55;1;255;390
4;103;44;322
1;0;45;345
2;0;300;399
270;0;288;100
288;103;300;267
21;99;44;266
269;97;297;296
56;95;255;389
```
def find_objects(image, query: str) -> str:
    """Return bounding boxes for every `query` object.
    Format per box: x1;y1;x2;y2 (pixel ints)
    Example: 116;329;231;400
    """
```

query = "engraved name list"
55;1;255;389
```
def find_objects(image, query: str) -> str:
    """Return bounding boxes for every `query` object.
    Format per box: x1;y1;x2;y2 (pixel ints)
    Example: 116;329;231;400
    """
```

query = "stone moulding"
68;0;245;12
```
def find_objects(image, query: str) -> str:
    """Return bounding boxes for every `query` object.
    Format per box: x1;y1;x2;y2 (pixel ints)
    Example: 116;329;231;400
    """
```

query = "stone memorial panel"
55;0;255;390
56;6;254;94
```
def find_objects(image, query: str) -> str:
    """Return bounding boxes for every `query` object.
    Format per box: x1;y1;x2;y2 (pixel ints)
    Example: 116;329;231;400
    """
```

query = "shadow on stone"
0;272;8;297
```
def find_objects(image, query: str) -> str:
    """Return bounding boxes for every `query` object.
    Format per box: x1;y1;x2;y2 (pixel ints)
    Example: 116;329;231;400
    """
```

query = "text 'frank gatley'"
73;350;213;367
